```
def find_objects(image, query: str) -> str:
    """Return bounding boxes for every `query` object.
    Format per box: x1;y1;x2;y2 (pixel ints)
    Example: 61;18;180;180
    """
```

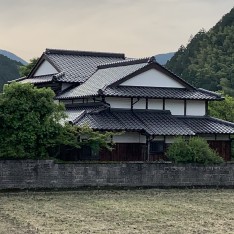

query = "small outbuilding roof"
18;74;54;84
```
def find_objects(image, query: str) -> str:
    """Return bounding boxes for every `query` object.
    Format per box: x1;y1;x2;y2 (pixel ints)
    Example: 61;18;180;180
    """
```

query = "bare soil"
0;189;233;233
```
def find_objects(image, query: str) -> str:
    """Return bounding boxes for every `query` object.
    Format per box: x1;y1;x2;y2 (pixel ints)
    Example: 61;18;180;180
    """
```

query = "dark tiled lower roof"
135;111;194;135
18;75;54;84
75;109;234;135
103;86;222;100
179;116;234;134
76;110;195;136
77;111;125;130
65;103;108;123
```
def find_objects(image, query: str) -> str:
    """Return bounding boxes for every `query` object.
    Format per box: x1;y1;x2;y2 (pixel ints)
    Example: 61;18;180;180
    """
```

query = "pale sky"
0;0;233;61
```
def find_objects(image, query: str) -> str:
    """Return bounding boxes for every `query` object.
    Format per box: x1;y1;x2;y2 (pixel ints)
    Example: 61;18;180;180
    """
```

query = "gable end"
27;54;60;78
110;63;194;89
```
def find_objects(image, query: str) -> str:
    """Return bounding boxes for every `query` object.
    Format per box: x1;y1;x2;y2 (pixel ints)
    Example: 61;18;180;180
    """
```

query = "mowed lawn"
0;189;233;234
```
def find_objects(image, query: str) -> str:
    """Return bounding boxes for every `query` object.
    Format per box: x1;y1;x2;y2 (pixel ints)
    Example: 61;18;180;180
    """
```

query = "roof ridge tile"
97;57;150;69
45;48;125;58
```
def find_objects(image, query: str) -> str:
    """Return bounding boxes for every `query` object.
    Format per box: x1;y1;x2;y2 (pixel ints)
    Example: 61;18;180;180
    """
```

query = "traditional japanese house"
17;49;234;161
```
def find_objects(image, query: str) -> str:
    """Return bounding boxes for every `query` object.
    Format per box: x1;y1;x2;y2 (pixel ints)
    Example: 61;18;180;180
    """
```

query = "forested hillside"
0;49;27;65
166;8;234;95
0;54;22;91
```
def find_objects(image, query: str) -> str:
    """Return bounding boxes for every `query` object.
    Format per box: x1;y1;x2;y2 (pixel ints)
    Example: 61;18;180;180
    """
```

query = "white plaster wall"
61;83;72;91
73;99;84;104
105;97;131;109
198;134;215;141
216;135;230;140
34;60;58;76
165;136;191;143
148;99;163;110
133;98;146;109
186;100;206;116
152;136;164;141
120;69;185;88
60;99;72;105
198;134;229;141
165;136;175;143
165;100;184;115
113;132;146;143
82;98;95;103
88;98;95;103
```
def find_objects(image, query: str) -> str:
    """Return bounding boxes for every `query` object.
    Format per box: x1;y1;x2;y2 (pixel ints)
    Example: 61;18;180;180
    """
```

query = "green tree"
209;93;234;122
0;83;114;159
0;54;22;91
19;57;38;77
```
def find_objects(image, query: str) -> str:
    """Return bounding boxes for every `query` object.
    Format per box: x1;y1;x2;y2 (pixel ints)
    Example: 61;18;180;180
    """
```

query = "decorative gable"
119;68;185;88
34;60;58;77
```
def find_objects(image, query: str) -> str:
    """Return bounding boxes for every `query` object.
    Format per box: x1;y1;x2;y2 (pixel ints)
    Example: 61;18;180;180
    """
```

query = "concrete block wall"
0;160;233;190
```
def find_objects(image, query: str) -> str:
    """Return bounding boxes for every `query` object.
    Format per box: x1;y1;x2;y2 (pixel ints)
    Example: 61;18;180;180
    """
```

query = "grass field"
0;189;233;234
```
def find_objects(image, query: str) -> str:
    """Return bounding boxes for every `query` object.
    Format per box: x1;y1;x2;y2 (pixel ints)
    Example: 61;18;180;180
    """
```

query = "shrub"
166;137;224;164
189;137;223;164
166;137;193;163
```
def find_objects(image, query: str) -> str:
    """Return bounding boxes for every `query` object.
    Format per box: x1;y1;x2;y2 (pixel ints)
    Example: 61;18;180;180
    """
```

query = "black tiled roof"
18;74;54;84
75;109;234;135
56;57;222;101
103;86;222;100
45;49;125;58
65;103;108;123
77;111;125;130
44;49;125;83
135;111;194;135
76;110;195;136
56;59;148;99
179;116;234;134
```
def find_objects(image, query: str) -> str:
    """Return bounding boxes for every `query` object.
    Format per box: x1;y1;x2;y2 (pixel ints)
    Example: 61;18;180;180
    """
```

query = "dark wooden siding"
208;140;231;161
58;141;232;162
100;143;146;161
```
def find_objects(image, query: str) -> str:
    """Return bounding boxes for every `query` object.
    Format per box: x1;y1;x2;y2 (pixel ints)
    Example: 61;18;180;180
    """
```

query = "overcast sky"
0;0;233;61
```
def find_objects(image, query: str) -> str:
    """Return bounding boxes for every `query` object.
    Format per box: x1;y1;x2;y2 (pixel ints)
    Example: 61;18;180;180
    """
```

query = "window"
150;141;164;154
80;145;100;160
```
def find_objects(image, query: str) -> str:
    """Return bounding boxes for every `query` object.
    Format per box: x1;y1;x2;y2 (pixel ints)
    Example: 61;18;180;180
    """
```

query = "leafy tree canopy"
166;8;234;96
0;83;114;159
19;57;39;77
209;92;234;122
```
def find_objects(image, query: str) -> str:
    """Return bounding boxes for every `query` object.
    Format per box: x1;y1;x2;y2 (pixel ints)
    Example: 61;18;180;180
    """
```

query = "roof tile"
103;86;222;100
56;61;148;99
45;49;125;83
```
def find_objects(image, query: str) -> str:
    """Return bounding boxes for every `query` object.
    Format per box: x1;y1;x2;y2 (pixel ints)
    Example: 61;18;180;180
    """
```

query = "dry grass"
0;189;233;234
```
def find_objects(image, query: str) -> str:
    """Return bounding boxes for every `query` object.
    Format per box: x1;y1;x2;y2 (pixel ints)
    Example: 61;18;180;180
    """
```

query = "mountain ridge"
154;52;174;65
0;49;27;65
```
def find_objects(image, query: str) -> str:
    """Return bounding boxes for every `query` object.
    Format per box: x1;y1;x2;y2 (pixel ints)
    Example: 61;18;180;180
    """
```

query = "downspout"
205;100;208;116
146;135;150;161
146;135;154;161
